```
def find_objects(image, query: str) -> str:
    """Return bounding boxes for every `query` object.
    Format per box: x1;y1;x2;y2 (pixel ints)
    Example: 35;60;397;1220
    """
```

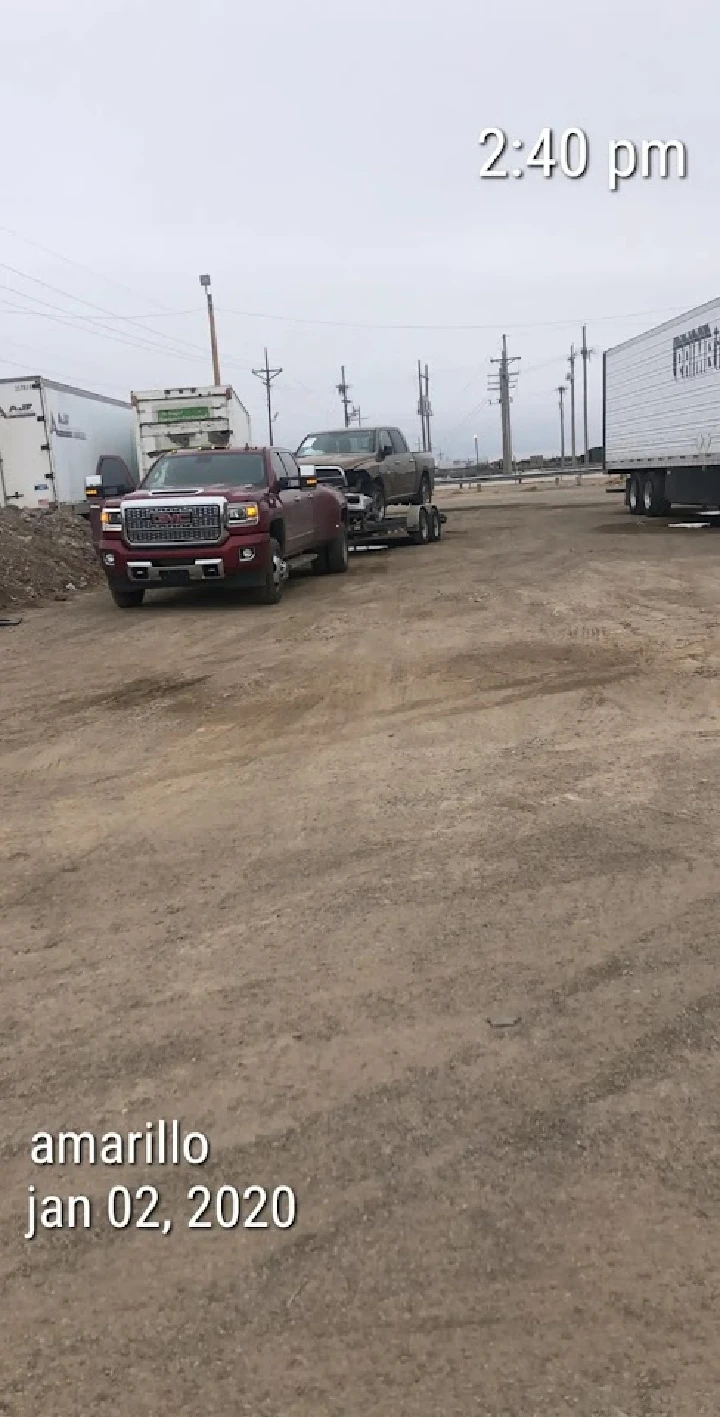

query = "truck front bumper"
98;531;271;588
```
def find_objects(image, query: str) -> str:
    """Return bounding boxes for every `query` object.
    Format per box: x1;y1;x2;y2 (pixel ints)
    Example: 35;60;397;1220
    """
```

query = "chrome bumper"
127;558;225;582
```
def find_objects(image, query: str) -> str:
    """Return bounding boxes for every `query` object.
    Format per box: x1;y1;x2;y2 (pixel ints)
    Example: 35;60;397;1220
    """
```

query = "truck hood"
297;453;373;471
123;484;265;502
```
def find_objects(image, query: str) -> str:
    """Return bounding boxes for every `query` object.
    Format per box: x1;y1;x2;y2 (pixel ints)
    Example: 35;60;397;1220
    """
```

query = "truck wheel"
429;506;441;541
410;506;431;544
642;475;666;517
110;585;145;608
259;538;287;604
370;482;386;522
412;471;433;506
326;526;349;573
628;475;641;514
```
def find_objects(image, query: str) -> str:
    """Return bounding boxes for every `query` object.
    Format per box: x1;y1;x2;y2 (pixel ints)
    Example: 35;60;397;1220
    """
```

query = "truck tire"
410;506;431;545
326;526;349;573
370;482;386;522
110;585;145;608
412;471;433;506
313;526;349;575
258;538;287;605
628;475;641;515
429;506;441;541
642;474;669;518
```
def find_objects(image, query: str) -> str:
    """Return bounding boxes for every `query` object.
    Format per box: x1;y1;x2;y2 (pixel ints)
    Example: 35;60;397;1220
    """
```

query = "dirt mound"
0;506;102;609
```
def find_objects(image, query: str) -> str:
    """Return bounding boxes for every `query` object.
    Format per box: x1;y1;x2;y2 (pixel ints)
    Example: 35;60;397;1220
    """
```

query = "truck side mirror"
376;445;386;462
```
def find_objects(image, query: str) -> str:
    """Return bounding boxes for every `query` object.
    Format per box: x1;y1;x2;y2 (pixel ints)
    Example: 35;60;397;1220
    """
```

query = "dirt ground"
0;506;102;610
3;484;720;1415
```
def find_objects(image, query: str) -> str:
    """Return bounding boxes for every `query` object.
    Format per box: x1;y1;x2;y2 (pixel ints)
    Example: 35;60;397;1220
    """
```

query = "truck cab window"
278;452;299;482
390;430;408;454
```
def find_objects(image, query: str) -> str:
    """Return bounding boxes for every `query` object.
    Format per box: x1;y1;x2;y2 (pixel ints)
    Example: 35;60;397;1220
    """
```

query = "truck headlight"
227;503;259;526
100;508;122;531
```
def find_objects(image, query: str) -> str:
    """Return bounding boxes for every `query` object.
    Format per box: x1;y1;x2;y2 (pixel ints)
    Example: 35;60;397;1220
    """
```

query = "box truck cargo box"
0;377;137;511
131;386;252;481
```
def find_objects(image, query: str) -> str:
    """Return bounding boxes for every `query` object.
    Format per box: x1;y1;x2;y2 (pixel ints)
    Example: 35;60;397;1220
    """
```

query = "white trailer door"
0;382;52;508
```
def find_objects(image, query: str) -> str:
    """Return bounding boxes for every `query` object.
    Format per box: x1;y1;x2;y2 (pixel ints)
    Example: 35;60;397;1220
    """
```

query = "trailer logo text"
0;402;34;418
672;324;720;380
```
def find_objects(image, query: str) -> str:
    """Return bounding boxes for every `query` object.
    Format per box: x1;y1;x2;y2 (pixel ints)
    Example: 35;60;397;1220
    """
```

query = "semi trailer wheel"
628;476;641;514
429;506;441;541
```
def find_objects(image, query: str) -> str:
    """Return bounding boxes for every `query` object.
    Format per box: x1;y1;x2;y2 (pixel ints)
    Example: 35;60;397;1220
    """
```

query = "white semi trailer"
0;377;137;511
604;298;720;515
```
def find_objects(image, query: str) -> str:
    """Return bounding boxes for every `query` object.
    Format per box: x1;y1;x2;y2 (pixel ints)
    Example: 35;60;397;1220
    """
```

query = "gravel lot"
3;484;720;1415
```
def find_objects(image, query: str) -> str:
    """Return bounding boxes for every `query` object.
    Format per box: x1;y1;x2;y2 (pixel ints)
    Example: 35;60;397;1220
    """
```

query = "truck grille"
124;502;222;546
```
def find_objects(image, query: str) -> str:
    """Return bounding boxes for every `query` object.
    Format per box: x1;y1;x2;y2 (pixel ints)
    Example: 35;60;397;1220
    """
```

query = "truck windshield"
142;452;266;489
297;430;377;457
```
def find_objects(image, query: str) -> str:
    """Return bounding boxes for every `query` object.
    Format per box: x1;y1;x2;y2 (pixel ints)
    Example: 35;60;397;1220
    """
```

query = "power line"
216;303;691;333
0;288;210;366
0;257;254;371
0;223;179;312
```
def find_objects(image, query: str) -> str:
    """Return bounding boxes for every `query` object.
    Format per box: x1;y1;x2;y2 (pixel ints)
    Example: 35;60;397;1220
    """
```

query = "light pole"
474;433;479;471
199;273;221;386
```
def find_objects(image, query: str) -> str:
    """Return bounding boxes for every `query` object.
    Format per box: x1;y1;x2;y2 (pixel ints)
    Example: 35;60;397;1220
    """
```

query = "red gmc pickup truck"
91;446;348;607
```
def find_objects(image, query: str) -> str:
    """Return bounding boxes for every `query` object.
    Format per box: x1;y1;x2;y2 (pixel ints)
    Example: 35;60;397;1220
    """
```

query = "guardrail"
435;467;608;488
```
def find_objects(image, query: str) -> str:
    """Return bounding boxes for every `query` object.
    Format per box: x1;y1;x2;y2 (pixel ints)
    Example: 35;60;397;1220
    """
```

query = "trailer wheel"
429;506;442;541
642;475;667;518
628;475;641;515
110;585;145;609
410;506;431;545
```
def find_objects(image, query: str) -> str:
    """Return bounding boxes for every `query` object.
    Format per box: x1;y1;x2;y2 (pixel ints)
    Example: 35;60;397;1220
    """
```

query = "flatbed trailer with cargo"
345;491;446;548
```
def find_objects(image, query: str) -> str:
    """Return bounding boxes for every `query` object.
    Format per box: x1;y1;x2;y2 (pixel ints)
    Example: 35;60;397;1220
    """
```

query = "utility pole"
199;273;221;385
474;433;479;471
488;335;520;477
337;366;352;427
252;348;282;446
417;361;427;451
424;363;432;452
557;384;566;469
567;343;577;468
416;361;433;450
581;324;593;466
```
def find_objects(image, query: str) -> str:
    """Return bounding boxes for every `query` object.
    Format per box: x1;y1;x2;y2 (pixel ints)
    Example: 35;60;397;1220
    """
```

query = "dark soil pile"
0;507;102;609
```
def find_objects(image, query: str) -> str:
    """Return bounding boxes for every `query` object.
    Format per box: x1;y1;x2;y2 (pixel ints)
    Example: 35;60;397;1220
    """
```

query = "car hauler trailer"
604;298;720;516
0;377;137;511
345;488;446;547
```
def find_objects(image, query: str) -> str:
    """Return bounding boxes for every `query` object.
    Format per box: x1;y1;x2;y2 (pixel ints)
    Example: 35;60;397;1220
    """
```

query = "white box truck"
0;377;138;511
604;298;720;516
131;386;252;481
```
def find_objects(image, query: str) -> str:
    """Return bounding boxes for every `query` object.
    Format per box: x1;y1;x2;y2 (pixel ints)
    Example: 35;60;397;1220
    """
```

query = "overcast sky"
0;0;715;460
